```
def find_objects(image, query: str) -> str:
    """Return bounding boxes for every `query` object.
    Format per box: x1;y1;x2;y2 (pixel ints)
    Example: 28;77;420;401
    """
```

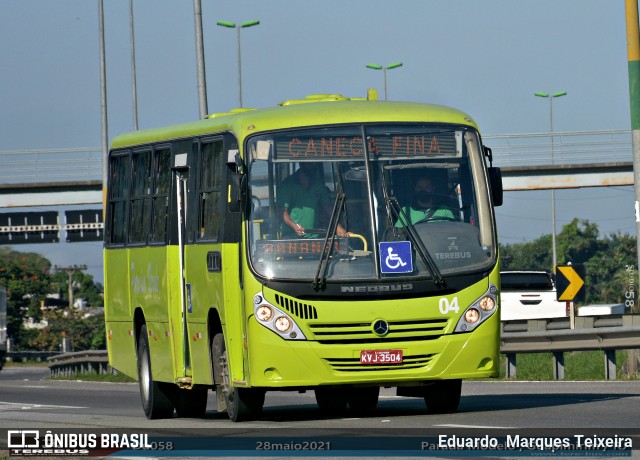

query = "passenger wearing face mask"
395;176;455;228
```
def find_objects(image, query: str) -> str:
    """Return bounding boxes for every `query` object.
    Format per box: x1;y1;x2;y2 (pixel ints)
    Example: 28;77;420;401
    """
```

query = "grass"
499;350;638;380
49;372;136;383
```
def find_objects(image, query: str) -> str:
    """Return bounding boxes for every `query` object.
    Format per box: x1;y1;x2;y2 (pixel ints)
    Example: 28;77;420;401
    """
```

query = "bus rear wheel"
424;379;462;414
212;333;265;422
137;324;174;419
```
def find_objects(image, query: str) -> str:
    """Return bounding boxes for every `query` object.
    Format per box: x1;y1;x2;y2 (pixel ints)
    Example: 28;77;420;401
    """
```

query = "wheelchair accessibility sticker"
380;241;413;273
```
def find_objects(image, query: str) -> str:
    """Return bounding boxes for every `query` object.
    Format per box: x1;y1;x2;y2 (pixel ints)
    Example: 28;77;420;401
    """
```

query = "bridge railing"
0;130;632;185
484;129;632;167
0;147;102;184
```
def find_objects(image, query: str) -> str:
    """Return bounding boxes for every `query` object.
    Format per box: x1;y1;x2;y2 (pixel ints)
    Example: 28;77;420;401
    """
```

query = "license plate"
360;349;403;364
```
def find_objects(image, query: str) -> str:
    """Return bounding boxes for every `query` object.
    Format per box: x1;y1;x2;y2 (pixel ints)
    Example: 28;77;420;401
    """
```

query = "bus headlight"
479;296;495;312
274;316;291;332
256;305;273;321
464;308;480;324
253;292;306;340
454;284;498;333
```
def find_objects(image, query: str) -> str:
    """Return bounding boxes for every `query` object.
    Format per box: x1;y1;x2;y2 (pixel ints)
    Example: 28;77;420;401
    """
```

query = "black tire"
315;388;348;414
347;387;379;413
212;332;265;422
173;387;208;418
137;324;174;419
424;379;462;414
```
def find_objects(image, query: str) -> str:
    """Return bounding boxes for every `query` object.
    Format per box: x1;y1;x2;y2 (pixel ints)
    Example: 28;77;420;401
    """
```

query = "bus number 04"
439;297;459;315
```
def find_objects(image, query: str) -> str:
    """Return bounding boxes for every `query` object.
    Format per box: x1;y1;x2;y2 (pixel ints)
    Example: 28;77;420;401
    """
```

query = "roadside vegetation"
501;218;639;311
0;247;105;352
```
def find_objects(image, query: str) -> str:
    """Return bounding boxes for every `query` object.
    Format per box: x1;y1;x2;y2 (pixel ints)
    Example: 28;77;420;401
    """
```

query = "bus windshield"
246;124;496;284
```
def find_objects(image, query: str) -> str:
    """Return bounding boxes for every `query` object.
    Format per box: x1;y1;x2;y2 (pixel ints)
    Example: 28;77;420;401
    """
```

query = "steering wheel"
413;208;458;224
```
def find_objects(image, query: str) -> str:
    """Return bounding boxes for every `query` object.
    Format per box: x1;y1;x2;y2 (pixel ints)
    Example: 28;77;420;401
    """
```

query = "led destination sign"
275;131;459;160
255;239;343;258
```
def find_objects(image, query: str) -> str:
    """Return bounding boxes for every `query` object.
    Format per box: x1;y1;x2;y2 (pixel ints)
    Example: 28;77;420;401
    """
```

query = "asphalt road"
0;366;638;458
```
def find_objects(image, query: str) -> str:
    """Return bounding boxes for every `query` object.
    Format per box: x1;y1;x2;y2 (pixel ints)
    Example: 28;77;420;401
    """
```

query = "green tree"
28;308;106;351
500;234;552;271
0;247;52;349
500;219;639;311
0;247;105;349
556;218;603;266
50;269;103;308
583;232;638;309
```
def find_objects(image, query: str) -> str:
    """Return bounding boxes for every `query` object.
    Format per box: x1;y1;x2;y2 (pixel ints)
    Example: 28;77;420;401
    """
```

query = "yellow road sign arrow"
557;265;585;301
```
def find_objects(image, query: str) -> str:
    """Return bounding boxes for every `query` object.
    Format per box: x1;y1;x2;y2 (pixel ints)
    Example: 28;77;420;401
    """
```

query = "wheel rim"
139;340;151;405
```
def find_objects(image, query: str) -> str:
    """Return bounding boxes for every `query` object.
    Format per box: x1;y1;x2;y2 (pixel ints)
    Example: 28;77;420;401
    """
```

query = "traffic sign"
379;241;413;274
556;264;585;302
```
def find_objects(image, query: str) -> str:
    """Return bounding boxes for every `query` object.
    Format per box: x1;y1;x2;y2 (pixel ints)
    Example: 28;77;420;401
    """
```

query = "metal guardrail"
501;314;640;380
47;350;112;377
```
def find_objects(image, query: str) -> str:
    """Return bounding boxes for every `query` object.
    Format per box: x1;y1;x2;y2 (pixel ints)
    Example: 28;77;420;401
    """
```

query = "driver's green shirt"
395;206;455;228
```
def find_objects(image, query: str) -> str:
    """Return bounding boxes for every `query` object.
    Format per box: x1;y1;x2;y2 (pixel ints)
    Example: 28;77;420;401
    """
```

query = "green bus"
104;91;503;422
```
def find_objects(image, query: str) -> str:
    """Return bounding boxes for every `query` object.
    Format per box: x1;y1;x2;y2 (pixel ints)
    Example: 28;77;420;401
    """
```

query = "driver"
395;176;455;228
278;162;347;238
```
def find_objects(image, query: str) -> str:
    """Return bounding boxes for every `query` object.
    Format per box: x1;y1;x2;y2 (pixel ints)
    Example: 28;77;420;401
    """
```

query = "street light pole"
129;0;138;130
217;20;260;108
366;62;403;100
98;0;108;195
193;0;208;118
535;91;567;270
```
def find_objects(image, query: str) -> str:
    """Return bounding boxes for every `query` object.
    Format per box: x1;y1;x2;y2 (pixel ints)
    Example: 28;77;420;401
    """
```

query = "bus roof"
109;95;479;150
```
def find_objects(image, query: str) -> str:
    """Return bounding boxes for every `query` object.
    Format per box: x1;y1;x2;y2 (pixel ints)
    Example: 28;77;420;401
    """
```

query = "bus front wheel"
424;379;462;414
137;324;174;419
212;333;265;422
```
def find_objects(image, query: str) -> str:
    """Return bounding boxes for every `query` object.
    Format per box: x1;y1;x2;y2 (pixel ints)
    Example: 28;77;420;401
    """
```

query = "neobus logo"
341;284;413;293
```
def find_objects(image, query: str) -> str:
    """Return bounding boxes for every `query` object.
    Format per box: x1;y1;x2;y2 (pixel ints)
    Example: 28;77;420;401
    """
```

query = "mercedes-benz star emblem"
372;319;389;336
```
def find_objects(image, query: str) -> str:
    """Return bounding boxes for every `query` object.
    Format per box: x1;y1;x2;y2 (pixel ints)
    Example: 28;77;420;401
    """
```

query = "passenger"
395;176;455;227
278;162;347;238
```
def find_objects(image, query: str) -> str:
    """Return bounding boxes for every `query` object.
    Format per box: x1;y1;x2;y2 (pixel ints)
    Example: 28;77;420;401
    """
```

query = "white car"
500;270;568;321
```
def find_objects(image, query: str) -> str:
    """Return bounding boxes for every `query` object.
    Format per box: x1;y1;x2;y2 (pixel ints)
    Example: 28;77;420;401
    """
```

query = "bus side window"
199;140;223;240
150;148;171;243
107;153;130;245
129;150;152;244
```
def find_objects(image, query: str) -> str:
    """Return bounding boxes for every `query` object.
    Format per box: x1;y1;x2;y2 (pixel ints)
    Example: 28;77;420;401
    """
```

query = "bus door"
180;138;245;387
172;153;191;377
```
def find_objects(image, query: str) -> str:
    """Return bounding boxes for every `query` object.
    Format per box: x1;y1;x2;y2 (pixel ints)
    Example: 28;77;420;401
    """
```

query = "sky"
0;0;636;282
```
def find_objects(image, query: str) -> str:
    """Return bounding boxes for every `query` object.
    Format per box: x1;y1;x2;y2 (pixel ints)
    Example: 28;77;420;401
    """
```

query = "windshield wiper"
313;191;346;289
380;172;446;288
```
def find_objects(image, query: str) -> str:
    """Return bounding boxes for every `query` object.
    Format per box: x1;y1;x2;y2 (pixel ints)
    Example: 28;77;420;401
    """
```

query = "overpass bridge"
0;129;633;208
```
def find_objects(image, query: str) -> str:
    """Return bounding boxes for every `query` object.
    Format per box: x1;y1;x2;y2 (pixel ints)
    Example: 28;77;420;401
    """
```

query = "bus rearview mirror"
488;167;503;206
228;173;248;213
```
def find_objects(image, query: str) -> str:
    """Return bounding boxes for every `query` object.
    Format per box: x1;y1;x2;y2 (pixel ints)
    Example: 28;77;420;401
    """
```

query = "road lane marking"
0;401;86;410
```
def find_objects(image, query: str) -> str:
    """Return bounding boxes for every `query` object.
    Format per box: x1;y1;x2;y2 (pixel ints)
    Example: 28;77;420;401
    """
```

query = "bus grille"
308;319;449;344
274;294;318;320
324;353;437;371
